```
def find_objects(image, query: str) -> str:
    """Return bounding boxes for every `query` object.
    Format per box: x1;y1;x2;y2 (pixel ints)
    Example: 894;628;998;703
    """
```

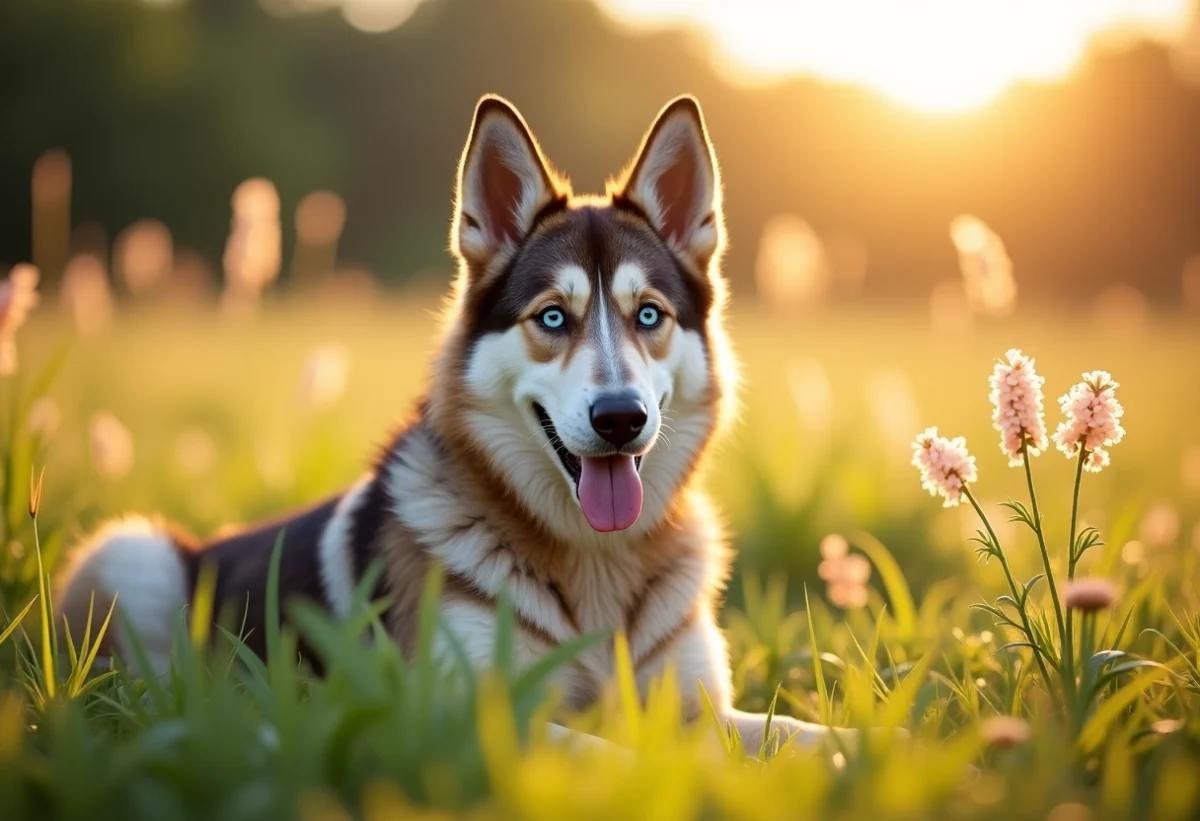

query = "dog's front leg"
544;722;617;752
723;708;855;754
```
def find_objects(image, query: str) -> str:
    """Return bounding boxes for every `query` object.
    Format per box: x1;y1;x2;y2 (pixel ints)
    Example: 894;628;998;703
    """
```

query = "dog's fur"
55;95;842;752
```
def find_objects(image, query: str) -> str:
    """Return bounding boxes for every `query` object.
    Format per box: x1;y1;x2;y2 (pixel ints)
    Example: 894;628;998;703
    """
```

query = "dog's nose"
590;394;648;447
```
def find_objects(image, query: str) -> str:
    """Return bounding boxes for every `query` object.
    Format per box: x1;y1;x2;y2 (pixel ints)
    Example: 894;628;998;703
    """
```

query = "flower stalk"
913;351;1131;733
963;487;1056;692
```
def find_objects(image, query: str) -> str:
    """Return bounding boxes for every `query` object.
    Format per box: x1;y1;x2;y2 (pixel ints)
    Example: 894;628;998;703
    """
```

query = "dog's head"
432;95;733;540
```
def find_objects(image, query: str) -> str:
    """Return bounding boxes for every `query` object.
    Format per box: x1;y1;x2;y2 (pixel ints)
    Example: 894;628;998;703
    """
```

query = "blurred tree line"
3;0;1200;300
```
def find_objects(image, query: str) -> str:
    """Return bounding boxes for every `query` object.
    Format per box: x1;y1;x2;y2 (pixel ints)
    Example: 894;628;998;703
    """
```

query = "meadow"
1;289;1199;820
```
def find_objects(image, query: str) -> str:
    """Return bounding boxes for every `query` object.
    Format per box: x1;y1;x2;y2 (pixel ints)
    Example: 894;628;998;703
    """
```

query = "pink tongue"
578;455;643;532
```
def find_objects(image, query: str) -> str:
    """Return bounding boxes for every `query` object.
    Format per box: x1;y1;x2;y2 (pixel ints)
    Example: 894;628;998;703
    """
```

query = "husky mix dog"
56;95;843;751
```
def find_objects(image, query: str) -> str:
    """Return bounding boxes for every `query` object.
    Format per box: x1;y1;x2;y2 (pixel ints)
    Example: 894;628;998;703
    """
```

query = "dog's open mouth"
533;403;644;533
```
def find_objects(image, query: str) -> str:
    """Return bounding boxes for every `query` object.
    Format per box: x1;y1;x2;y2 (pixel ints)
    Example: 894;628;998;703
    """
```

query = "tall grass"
0;302;1197;819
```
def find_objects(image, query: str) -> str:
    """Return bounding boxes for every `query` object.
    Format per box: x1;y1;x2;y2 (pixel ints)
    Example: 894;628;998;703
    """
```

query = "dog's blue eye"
637;305;661;328
539;308;566;330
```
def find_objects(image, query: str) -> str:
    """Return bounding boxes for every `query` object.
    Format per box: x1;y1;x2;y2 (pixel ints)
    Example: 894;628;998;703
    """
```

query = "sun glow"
599;0;1193;113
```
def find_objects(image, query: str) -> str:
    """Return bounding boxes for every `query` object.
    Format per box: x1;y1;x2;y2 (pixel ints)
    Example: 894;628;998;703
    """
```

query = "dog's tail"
54;516;190;675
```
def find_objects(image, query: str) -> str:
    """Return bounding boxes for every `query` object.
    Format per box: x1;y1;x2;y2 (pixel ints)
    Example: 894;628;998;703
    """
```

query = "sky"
597;0;1195;112
320;0;1197;113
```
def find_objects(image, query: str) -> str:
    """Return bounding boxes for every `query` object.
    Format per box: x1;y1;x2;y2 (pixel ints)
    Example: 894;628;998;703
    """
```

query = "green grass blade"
851;531;917;639
0;595;36;646
803;585;831;726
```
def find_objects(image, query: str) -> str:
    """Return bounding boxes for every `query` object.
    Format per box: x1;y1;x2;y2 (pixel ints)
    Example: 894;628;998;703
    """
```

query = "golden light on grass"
28;397;60;440
786;358;834;436
599;0;1192;113
1121;540;1146;566
255;434;295;492
754;214;828;309
958;499;1014;547
866;369;920;452
1139;501;1180;547
175;427;218;477
1182;445;1200;495
299;345;350;410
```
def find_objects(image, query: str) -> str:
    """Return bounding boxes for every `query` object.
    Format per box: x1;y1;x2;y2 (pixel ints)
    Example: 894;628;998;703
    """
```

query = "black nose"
590;394;648;447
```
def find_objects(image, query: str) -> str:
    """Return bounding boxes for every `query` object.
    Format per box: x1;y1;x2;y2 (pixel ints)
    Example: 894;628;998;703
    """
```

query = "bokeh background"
4;0;1200;611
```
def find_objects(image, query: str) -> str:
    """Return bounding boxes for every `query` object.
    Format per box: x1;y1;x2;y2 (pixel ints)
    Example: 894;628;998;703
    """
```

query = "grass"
1;294;1199;820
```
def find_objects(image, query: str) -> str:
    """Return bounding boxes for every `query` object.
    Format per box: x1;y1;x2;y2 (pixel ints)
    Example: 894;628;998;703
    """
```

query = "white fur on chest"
383;427;724;709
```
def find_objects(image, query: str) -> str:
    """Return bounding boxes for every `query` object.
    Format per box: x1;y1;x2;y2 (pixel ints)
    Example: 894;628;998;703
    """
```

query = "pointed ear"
452;95;565;272
613;96;723;271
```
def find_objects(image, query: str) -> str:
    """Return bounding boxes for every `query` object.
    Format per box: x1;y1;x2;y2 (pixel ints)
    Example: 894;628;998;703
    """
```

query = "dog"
56;95;846;754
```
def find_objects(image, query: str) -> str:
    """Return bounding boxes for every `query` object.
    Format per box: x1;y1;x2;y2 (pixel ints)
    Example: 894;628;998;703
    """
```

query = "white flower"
1052;371;1125;473
912;427;978;507
989;349;1048;466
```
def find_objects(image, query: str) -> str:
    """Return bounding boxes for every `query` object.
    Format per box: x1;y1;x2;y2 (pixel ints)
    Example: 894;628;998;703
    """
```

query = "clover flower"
1062;578;1118;612
912;427;977;507
979;715;1032;749
989;349;1047;466
1052;371;1125;473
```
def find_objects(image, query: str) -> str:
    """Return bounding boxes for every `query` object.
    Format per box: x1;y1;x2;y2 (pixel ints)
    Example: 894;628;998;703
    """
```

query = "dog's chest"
385;428;713;705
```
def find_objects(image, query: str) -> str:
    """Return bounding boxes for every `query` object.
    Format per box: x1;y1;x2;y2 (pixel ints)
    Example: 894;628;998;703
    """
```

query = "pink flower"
1063;578;1119;612
989;349;1048;466
912;427;978;507
980;715;1032;748
817;534;871;609
1052;371;1125;473
0;264;41;376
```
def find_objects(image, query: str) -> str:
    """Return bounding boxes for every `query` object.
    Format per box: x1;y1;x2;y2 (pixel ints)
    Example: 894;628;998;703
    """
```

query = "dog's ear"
613;96;724;273
452;96;564;272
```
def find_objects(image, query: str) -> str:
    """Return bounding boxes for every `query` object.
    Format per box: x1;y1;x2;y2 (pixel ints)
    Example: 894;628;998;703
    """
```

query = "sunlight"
599;0;1193;112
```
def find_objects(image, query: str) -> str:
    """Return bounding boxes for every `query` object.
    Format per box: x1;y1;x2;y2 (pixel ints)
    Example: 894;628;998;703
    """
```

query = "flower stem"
1063;447;1087;711
1066;447;1087;581
964;487;1057;695
1021;441;1066;643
